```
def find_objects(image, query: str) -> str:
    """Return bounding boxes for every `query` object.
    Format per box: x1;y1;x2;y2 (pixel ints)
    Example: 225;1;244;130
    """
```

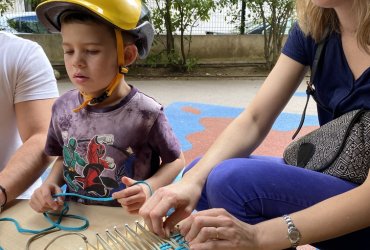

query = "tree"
240;0;247;34
149;0;216;71
246;0;295;69
149;0;175;60
0;0;13;16
25;0;42;10
218;0;295;69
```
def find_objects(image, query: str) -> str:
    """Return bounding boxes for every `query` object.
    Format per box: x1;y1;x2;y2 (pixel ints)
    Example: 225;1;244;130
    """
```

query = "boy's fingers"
121;176;136;186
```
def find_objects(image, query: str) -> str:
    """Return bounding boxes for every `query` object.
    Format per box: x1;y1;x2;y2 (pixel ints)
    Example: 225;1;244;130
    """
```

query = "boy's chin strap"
73;29;127;113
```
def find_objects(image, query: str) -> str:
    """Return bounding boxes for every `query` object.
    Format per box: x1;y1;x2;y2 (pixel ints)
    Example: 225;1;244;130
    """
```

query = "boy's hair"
60;11;136;45
296;0;369;52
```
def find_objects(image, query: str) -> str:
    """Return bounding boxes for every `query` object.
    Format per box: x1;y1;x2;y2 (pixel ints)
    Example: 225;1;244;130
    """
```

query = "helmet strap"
73;29;128;112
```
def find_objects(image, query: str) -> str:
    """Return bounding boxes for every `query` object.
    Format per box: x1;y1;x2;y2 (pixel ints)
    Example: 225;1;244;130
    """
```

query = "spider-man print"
74;136;118;196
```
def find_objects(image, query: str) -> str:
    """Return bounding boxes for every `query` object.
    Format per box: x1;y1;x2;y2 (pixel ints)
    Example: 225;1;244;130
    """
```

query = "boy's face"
61;21;118;96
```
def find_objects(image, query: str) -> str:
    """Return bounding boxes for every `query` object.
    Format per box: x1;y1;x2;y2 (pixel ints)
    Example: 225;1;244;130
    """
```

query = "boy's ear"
124;44;138;66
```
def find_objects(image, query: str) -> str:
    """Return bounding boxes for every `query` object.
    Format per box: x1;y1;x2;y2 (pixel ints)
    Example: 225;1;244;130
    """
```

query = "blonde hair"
296;0;369;52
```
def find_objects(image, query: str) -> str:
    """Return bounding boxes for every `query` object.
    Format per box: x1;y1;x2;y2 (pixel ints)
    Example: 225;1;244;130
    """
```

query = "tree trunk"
240;0;246;34
164;0;175;55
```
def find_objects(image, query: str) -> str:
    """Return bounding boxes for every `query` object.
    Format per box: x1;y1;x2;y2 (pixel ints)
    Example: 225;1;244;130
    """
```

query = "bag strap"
291;39;328;139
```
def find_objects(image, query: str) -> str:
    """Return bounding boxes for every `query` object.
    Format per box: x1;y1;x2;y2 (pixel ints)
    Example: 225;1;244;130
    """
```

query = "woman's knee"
207;158;268;189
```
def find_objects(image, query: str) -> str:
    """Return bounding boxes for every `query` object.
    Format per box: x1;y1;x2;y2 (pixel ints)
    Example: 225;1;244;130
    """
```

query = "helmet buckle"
119;66;128;74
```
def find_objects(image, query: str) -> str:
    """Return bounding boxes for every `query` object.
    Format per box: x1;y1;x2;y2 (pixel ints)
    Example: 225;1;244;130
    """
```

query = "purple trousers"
184;155;370;249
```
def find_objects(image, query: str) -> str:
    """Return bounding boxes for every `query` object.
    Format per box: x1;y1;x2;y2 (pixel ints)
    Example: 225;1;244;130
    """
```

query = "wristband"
131;181;153;196
0;185;7;213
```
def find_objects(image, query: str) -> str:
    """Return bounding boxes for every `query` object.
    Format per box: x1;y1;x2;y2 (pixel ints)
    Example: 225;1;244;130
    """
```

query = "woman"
140;0;370;249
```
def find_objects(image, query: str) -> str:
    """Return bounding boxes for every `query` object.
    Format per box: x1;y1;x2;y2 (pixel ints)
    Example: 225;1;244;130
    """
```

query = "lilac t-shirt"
46;86;181;202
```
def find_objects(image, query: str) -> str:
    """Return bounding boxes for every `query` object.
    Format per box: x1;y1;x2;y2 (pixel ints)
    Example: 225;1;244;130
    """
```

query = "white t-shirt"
0;32;59;195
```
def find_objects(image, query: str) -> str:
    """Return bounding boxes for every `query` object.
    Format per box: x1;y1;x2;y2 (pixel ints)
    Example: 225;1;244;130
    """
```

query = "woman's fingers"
139;189;165;236
182;213;225;242
180;208;258;250
163;205;193;237
195;208;230;217
193;226;220;242
180;209;228;235
140;181;201;238
139;188;178;237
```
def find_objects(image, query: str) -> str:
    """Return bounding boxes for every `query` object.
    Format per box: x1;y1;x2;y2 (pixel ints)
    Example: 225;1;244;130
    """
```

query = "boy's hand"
112;176;151;214
29;183;64;213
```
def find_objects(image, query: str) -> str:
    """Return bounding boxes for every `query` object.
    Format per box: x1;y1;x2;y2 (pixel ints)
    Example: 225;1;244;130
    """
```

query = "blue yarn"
42;202;89;232
159;233;189;250
0;181;152;249
0;194;96;235
0;217;56;234
53;192;114;202
0;192;113;236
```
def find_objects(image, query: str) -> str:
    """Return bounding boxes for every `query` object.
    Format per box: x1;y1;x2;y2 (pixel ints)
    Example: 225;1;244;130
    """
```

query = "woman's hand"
179;208;260;250
139;179;203;238
29;183;64;213
112;176;151;214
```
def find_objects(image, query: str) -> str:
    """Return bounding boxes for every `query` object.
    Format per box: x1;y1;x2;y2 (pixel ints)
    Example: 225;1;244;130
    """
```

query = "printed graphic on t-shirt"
62;134;135;197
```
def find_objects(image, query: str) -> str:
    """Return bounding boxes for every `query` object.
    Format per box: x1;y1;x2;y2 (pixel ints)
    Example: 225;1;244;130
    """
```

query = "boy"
29;0;184;214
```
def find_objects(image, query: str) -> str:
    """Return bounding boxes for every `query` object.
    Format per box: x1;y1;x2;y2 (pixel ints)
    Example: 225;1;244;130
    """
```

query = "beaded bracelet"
0;185;7;213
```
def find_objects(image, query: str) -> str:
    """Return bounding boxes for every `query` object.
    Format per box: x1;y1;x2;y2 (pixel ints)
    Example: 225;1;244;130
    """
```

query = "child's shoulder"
52;89;79;110
132;87;163;111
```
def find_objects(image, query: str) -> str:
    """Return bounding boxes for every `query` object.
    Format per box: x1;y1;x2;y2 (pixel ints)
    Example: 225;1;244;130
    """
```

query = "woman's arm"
140;54;308;237
256;173;370;249
183;54;307;188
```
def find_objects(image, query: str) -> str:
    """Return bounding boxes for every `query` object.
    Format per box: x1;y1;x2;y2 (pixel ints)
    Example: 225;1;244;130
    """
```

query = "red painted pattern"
184;117;318;164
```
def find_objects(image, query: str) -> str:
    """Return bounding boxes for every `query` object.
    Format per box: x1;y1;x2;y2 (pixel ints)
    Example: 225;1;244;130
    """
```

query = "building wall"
18;34;287;66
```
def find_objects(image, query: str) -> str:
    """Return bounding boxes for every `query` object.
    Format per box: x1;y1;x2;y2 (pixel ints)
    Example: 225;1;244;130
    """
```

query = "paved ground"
57;76;318;115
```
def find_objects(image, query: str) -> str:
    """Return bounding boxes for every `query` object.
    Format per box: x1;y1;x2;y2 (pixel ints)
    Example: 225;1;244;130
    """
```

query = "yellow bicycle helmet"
36;0;154;59
36;0;154;112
